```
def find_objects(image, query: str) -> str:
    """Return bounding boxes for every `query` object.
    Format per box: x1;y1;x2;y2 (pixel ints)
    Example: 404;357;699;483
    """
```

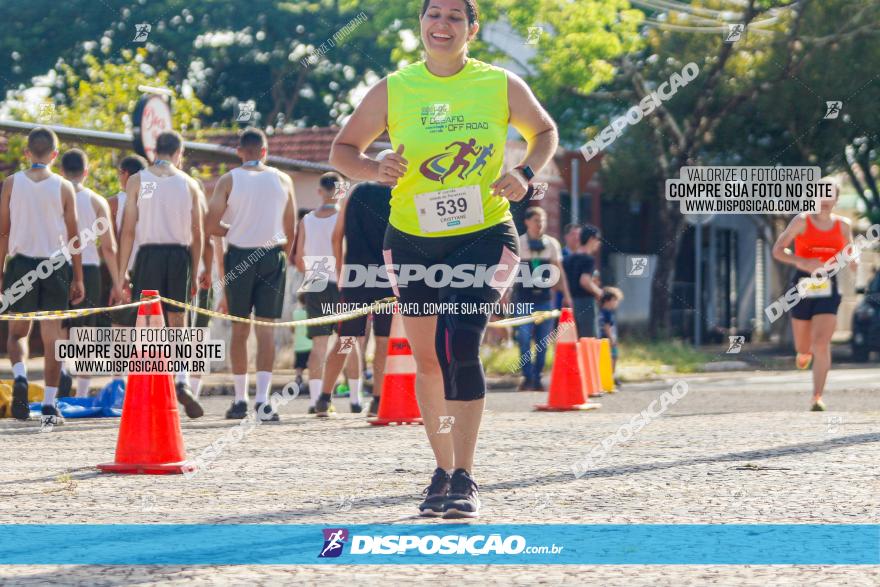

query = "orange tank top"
794;216;846;262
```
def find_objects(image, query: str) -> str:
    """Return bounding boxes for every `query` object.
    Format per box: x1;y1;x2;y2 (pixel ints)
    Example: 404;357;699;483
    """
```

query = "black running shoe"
254;401;280;422
308;406;316;415
176;381;204;419
225;400;248;419
40;404;65;427
11;376;30;421
368;395;381;417
419;468;450;517
57;370;73;398
315;393;332;418
350;403;363;414
444;468;480;519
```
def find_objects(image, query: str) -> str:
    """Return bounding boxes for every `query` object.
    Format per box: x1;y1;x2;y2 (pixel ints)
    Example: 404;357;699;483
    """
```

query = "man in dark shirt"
562;224;603;337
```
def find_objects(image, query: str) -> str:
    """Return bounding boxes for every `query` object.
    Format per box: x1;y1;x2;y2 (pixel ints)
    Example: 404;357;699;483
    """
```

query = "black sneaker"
225;400;248;419
57;370;73;398
368;395;381;417
444;468;480;519
254;401;280;422
419;468;450;517
176;381;204;419
11;376;30;421
308;406;316;415
40;404;65;427
315;393;332;418
350;403;363;414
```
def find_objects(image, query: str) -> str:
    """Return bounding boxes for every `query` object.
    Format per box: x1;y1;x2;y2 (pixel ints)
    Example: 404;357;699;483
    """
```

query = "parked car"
851;270;880;361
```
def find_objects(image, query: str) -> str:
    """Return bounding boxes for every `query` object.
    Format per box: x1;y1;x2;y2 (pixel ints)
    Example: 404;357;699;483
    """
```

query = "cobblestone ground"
0;370;878;585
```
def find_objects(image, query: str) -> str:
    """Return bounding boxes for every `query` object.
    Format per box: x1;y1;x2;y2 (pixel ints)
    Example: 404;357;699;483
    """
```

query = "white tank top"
226;167;288;248
135;169;192;246
74;188;100;266
302;210;338;283
9;171;67;258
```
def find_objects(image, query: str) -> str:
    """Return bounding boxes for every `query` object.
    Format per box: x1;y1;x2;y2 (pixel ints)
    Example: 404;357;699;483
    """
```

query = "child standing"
598;287;623;385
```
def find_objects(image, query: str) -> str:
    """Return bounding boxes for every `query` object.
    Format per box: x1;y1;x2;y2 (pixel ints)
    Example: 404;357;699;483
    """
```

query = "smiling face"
420;0;479;59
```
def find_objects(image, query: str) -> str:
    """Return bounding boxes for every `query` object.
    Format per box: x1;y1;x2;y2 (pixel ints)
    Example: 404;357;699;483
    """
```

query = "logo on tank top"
419;138;495;183
420;103;489;134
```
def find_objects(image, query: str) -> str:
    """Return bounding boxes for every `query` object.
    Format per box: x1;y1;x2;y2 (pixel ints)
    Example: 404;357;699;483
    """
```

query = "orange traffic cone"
577;338;599;397
370;308;423;426
98;290;189;474
587;338;604;397
535;308;601;411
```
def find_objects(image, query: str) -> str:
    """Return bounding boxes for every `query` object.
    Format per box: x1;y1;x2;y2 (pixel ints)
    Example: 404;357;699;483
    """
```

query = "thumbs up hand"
377;144;408;187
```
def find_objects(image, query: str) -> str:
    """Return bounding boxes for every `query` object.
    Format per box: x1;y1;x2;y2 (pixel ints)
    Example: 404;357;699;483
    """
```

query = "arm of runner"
332;195;349;281
772;214;822;273
281;172;297;260
329;79;407;185
189;178;205;297
206;173;231;238
294;218;305;273
61;179;85;304
196;185;212;290
493;72;558;202
213;235;227;314
92;194;123;304
0;177;12;295
118;173;140;294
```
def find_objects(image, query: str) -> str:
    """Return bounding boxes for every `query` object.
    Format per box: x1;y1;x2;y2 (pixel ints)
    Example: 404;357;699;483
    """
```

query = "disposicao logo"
319;528;349;558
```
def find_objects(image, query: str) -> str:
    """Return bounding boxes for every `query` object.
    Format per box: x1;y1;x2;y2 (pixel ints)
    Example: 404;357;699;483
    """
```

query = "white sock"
308;379;321;407
255;371;272;404
76;377;90;398
234;374;249;403
43;386;58;406
191;376;203;399
12;362;26;380
175;371;189;385
349;378;362;406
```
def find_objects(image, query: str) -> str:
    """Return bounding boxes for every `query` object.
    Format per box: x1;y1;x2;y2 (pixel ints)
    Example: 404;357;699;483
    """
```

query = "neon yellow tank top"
386;58;512;237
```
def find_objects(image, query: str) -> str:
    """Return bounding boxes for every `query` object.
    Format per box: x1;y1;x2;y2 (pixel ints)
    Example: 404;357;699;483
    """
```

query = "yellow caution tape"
0;298;154;321
0;292;561;330
487;310;561;328
156;295;399;328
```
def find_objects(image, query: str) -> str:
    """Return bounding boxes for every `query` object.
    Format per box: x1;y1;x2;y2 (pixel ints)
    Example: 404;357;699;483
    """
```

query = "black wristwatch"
515;165;534;183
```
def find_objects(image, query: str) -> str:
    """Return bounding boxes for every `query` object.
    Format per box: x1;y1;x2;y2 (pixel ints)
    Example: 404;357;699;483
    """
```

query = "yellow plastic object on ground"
599;339;615;393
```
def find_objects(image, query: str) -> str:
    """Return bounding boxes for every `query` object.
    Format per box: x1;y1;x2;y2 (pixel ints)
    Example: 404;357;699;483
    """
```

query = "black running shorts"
382;221;520;316
224;245;286;319
790;271;841;320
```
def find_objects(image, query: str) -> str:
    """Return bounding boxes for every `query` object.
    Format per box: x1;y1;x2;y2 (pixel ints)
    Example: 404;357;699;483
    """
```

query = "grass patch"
480;338;714;380
618;339;717;375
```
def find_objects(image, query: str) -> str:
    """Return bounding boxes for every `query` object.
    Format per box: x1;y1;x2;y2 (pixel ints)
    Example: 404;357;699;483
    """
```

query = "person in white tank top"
118;130;205;418
0;128;84;423
59;149;124;399
206;128;297;420
107;155;147;285
294;172;362;415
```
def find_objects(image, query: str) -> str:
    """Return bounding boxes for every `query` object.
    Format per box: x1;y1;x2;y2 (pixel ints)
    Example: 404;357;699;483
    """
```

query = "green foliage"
3;50;208;196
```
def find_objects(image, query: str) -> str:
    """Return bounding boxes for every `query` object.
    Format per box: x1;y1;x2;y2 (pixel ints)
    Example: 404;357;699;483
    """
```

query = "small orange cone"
587;338;604;397
98;290;189;474
577;338;599;397
370;308;422;426
535;308;600;411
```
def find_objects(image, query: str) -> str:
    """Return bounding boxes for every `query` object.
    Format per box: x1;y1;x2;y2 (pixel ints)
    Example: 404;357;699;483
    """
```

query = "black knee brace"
435;298;489;401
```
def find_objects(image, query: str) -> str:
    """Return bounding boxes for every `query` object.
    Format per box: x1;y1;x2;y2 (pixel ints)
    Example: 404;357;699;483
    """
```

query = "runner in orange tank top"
772;181;856;410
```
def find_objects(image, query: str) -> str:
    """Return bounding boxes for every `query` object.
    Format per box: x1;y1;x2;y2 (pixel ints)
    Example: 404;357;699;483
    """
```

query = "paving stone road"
1;369;877;585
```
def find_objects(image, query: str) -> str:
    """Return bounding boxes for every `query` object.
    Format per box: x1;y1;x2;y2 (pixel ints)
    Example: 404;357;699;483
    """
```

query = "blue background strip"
0;524;877;565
